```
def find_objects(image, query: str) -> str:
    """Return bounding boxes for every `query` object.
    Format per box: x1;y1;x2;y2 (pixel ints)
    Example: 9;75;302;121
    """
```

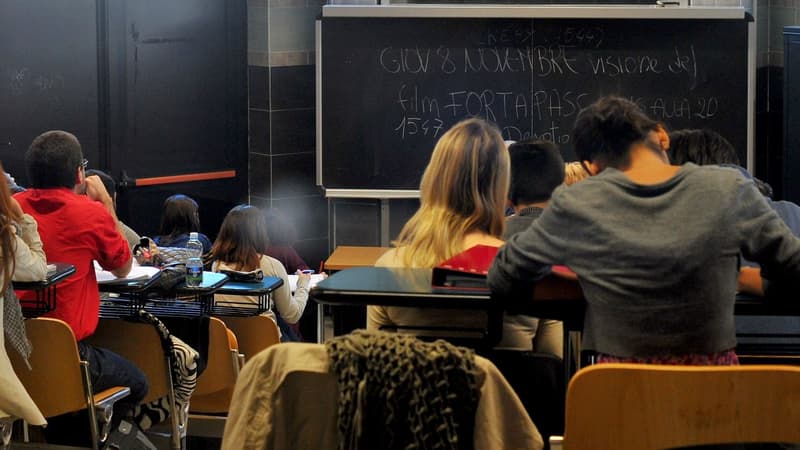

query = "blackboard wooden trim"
325;189;420;199
322;4;745;19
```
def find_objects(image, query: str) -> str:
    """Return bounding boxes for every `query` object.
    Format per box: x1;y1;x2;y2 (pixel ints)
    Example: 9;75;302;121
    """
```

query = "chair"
187;317;240;438
221;340;544;450
84;318;183;450
550;363;800;450
8;318;130;450
218;315;280;362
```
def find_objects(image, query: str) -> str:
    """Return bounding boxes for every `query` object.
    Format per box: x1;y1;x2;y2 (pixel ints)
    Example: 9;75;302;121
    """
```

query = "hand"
84;175;112;206
295;270;311;282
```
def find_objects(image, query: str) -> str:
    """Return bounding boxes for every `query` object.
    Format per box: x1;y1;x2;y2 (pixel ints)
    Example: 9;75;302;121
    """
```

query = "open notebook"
94;260;161;284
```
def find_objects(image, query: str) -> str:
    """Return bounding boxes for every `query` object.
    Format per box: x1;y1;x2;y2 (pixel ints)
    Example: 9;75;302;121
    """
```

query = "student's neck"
621;145;680;185
513;201;548;213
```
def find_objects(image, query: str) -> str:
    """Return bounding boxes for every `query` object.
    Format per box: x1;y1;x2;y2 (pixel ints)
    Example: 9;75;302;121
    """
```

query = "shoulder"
259;254;288;276
374;248;405;267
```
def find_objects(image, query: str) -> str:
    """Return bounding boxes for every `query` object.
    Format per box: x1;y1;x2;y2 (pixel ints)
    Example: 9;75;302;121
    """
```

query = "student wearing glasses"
488;96;800;365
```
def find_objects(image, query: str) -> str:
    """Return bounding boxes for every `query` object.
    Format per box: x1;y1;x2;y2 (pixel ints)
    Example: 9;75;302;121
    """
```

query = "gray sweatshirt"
488;163;800;357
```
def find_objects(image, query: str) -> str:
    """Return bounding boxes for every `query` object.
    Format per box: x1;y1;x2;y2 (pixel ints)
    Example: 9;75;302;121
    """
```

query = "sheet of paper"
287;274;326;293
94;260;161;283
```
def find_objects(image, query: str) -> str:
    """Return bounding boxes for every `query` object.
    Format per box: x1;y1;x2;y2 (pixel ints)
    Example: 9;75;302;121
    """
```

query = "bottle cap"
189;232;199;240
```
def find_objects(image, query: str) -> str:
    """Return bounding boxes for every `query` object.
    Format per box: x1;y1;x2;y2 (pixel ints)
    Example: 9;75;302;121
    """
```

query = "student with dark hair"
15;130;148;445
153;194;212;253
208;205;310;340
668;128;800;296
489;96;800;365
501;139;565;354
504;140;565;238
669;128;774;198
263;208;310;274
84;169;141;249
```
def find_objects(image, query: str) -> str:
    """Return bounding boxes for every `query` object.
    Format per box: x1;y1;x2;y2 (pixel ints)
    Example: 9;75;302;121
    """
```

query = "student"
501;140;565;354
15;131;148;443
153;194;212;253
83;169;141;250
368;118;539;350
263;208;310;274
0;161;48;427
669;128;800;296
208;204;310;338
488;96;800;365
563;161;591;186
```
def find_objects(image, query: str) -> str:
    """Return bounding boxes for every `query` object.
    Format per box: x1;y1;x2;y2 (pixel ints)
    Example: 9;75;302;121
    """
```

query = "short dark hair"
573;96;660;169
508;140;565;206
158;194;201;239
26;130;83;188
668;129;739;166
84;169;116;198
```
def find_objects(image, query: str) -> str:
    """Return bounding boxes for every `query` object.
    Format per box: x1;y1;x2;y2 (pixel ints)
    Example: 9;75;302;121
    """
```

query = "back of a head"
419;117;509;234
668;128;739;166
159;194;201;237
26;130;83;189
211;204;269;269
564;161;591;186
508;140;565;206
573;96;660;169
84;169;116;198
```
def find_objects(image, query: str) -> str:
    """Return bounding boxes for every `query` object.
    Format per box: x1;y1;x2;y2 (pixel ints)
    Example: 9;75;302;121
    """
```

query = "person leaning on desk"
488;95;800;366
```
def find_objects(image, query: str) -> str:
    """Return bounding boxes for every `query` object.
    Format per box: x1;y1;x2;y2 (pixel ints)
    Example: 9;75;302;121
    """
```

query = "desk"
323;246;390;271
14;263;76;317
99;271;229;318
212;276;284;316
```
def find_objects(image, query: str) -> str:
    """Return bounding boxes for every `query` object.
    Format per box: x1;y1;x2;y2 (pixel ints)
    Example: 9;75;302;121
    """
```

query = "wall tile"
271;152;319;198
271;65;315;109
249;65;269;110
769;7;795;51
270;108;315;153
249;109;270;155
388;198;420;241
272;194;329;240
294;237;330;273
249;152;271;198
268;7;317;52
332;199;381;247
248;50;270;67
248;6;269;52
249;0;268;8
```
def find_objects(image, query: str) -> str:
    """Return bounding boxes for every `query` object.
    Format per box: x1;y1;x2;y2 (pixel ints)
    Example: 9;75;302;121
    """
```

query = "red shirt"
16;188;131;340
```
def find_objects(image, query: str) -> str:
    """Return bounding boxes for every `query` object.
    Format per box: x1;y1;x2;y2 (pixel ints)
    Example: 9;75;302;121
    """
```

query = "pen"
300;269;315;274
656;1;680;5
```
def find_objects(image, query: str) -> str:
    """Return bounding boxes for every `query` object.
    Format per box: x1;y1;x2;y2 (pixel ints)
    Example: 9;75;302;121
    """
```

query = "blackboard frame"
316;5;753;198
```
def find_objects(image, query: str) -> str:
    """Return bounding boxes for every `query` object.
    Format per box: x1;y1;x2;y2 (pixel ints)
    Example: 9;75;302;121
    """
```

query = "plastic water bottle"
185;232;204;287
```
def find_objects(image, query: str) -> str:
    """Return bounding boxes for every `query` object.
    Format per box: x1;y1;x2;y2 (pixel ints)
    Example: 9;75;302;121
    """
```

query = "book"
94;261;161;284
431;245;499;290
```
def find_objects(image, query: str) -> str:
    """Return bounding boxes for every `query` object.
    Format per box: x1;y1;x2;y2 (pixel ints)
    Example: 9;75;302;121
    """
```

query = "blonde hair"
564;161;590;186
394;118;509;268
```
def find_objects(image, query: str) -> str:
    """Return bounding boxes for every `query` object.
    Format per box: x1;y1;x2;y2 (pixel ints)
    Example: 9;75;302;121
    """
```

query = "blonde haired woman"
368;118;557;353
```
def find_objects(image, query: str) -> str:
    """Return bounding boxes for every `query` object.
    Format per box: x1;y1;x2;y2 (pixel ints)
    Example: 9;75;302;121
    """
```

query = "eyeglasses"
81;159;88;170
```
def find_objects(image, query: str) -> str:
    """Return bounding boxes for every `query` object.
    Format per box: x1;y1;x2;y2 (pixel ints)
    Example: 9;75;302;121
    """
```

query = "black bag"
150;262;186;295
104;420;157;450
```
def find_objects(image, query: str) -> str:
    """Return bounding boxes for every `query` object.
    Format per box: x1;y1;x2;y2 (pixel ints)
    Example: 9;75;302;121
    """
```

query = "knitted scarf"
326;330;480;450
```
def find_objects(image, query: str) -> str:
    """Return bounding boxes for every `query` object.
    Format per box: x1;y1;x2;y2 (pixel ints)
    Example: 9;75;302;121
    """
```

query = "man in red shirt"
16;130;147;444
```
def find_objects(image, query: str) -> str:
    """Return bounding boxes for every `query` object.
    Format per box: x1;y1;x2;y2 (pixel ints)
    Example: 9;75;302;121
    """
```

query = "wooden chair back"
558;363;800;450
220;315;280;362
8;318;89;418
189;317;239;413
85;319;171;404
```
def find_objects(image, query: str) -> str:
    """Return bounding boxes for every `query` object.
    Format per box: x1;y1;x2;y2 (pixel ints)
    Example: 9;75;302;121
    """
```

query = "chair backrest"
221;341;543;450
8;318;88;418
219;315;280;362
561;363;800;450
189;317;239;413
84;319;171;404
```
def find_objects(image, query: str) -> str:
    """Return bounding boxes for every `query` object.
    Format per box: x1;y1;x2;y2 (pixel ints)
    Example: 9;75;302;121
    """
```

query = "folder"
431;245;499;290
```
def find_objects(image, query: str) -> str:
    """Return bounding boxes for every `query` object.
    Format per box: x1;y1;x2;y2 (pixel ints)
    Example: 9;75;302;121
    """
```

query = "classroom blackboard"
319;16;749;193
0;0;99;183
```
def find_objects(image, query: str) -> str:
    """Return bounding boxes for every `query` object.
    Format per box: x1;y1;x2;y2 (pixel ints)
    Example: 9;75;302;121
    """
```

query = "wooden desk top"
324;246;391;271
